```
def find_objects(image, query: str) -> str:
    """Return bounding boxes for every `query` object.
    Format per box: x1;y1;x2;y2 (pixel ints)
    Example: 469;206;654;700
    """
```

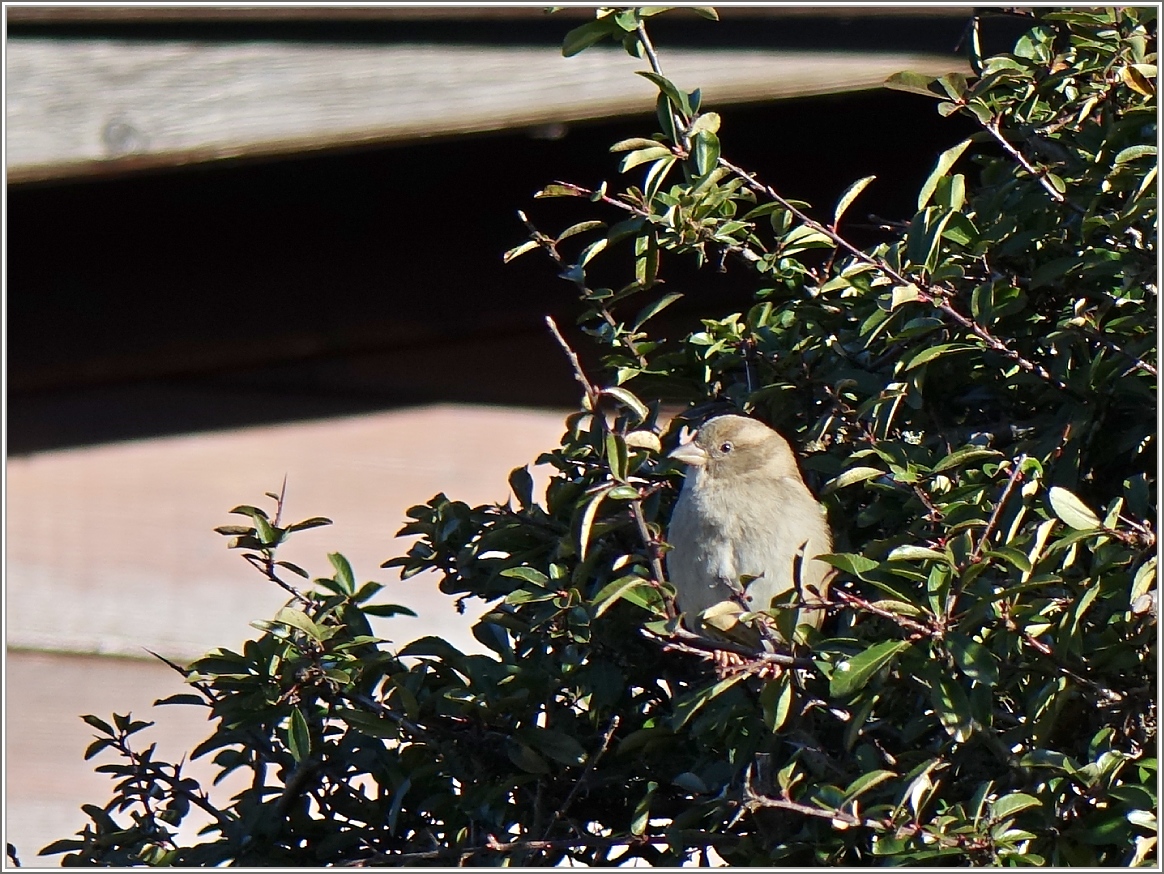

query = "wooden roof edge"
5;4;977;25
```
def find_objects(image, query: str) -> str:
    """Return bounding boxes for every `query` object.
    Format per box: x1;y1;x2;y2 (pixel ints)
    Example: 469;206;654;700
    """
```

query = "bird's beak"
668;440;708;467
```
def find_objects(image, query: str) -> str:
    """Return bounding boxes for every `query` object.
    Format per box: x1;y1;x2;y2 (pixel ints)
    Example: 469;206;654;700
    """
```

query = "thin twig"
635;21;664;77
243;553;312;607
520;210;652;369
543;315;673;610
969;456;1026;563
1078;327;1157;377
715;157;1082;399
742;762;889;829
629;499;676;619
541;715;621;842
655;624;819;668
344;691;434;742
983;119;1086;211
1020;634;1124;703
545;315;599;407
831;589;938;639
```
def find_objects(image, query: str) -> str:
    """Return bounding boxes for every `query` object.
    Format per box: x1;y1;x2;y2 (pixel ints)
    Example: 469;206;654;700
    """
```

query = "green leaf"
890;283;921;309
81;714;114;736
991;792;1041;822
884;70;941;97
834;175;876;225
636;71;691;117
508;465;534;508
983;546;1032;573
611;136;665;153
1114;144;1156;164
605;431;628;482
1049;486;1101;530
888;545;949;563
528;728;588;766
501;566;550;586
153;693;206;708
902;343;976;371
329;552;356;595
818;553;881;580
593;576;655;617
760;673;795;732
692;129;721;176
562;15;618;57
602;386;650;422
229;504;269;520
83;738;112;760
688;111;721;135
272;606;326;642
932;674;975;741
831;640;912;698
578;486;613;560
502;239;538;263
842;769;897;803
507;739;551;774
918;138;973;210
276;560;309;578
671;674;746;729
535;183;585;198
633;291;683;331
932;447;1003;473
947;632;999;685
287;516;332;533
288;707;311;763
620;146;673;173
557;220;606;242
631;782;657;835
823;466;885;494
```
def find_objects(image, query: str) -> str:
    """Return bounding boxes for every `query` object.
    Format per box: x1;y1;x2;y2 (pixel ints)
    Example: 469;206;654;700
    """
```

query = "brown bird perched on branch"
666;415;833;643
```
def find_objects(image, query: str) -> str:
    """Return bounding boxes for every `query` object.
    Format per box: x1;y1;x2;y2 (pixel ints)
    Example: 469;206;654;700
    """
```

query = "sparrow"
665;414;833;642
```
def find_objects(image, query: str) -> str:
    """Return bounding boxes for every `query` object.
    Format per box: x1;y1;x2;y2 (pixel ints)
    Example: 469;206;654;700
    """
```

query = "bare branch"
545;315;599;408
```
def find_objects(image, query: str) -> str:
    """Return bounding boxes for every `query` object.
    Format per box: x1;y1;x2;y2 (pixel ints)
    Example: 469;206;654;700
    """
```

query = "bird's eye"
719;441;733;453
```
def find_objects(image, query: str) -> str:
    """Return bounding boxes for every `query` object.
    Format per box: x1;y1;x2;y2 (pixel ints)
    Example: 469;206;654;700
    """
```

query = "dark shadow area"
6;10;1034;57
7;86;978;455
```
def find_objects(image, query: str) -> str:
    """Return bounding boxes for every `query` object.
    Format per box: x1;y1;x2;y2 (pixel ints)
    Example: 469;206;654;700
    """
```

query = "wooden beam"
6;6;975;25
7;39;968;183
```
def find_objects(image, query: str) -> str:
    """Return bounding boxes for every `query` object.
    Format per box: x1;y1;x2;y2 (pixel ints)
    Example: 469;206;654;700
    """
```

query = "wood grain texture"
7;39;969;182
6;7;974;24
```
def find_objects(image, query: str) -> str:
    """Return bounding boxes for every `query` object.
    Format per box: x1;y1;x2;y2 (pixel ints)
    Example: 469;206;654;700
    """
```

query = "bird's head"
668;414;797;480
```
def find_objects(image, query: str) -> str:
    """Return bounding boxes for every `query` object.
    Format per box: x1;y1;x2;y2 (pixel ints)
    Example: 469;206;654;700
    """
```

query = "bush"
42;6;1155;866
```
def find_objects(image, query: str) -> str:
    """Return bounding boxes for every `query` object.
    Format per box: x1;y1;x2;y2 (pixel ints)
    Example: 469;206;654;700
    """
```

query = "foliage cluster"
42;7;1155;866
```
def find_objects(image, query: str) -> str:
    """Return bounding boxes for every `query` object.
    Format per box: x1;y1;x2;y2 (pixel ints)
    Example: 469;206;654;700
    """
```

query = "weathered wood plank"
6;6;974;24
6;39;968;182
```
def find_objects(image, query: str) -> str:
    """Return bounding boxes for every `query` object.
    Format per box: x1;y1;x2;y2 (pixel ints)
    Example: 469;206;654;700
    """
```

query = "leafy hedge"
42;7;1155;867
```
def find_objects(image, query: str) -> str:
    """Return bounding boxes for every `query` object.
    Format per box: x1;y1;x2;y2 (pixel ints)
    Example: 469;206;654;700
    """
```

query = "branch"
969;456;1026;564
343;691;434;742
629;497;676;620
519;211;651;370
831;589;938;639
545;315;599;408
716;157;1083;399
983;119;1086;212
635;20;664;78
542;180;765;265
543;316;673;614
654;624;819;669
741;762;890;830
541;715;621;842
243;552;312;607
